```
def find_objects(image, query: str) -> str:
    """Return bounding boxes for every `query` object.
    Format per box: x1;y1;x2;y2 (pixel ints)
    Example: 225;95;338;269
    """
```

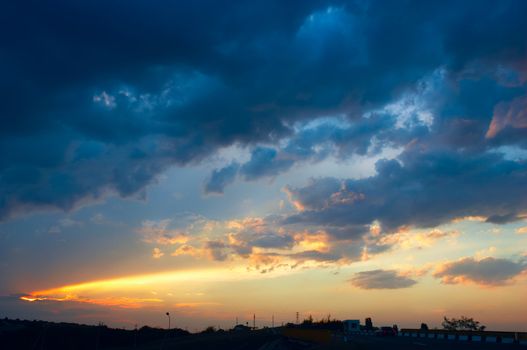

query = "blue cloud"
204;162;240;194
240;147;295;181
2;0;527;220
284;148;527;233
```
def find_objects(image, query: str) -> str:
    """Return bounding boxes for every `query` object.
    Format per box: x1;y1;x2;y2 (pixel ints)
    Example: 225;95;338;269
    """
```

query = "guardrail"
288;327;527;346
397;329;527;345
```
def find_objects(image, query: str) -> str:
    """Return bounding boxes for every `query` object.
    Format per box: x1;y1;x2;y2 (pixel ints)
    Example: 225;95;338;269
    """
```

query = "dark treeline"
0;318;189;350
295;314;343;331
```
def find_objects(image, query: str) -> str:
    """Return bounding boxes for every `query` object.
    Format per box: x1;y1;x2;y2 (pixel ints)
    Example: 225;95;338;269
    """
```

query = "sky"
1;0;527;332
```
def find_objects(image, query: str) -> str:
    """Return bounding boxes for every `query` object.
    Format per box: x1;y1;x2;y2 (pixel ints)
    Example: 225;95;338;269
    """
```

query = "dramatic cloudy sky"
1;0;527;331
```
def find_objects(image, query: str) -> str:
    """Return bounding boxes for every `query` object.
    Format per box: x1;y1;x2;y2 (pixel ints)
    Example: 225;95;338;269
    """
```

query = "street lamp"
166;312;171;330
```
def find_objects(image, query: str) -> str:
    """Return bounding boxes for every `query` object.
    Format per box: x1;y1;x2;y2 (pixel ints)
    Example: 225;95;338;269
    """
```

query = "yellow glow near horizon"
20;266;293;308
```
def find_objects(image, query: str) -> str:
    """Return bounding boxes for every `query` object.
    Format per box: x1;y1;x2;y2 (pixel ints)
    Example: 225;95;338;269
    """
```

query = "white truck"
343;320;360;333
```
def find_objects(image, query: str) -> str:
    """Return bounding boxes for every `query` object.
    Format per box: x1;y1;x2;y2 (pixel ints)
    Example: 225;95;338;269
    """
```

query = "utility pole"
253;314;256;329
296;312;299;324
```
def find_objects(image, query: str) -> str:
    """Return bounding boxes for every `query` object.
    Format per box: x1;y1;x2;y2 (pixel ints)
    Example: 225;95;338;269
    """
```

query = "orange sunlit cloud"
171;244;201;257
375;228;458;250
293;230;330;252
486;95;527;138
451;215;487;223
282;187;305;211
139;219;189;245
225;217;266;231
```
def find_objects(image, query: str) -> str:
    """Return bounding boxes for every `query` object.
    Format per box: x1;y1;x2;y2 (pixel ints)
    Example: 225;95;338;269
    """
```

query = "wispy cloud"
139;219;189;245
350;269;418;290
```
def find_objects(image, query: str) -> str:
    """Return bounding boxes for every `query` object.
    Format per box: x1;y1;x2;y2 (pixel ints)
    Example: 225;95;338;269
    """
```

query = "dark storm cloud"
485;213;522;224
285;177;341;211
250;234;295;249
240;147;295;181
0;0;333;218
285;148;527;233
350;269;417;289
434;257;527;286
205;114;409;192
229;218;296;251
324;225;371;241
204;162;240;194
2;0;527;219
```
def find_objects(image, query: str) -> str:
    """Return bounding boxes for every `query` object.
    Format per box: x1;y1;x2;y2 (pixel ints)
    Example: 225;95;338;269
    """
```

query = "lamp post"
166;312;171;330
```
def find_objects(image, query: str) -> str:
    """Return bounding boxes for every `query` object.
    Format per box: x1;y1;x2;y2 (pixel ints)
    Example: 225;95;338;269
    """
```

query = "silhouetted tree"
442;316;485;331
365;317;373;330
302;315;313;325
201;326;216;334
420;323;429;331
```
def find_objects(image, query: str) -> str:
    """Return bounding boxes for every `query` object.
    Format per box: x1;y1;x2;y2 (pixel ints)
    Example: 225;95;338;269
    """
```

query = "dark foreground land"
1;318;525;350
130;333;526;350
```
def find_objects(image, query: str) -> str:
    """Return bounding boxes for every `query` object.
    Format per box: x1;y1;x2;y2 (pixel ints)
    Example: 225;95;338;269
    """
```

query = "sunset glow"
2;0;527;336
19;267;290;308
